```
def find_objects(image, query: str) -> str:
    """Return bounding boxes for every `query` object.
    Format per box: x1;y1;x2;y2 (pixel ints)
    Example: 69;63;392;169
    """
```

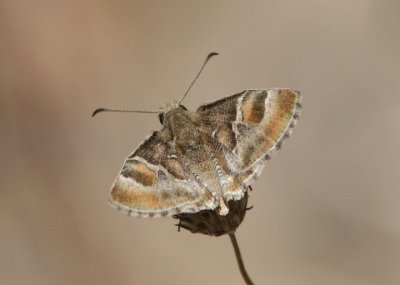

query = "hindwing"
197;89;301;185
109;129;215;217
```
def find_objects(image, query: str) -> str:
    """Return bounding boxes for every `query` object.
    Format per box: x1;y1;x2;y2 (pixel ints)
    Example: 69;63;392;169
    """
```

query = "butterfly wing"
109;129;213;217
197;89;301;185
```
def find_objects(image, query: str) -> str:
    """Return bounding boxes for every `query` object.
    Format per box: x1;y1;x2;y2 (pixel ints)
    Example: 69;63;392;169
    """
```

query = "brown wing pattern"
197;89;301;185
109;129;212;217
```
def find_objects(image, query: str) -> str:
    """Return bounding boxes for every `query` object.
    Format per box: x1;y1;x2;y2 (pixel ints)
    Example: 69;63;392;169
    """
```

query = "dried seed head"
173;192;249;236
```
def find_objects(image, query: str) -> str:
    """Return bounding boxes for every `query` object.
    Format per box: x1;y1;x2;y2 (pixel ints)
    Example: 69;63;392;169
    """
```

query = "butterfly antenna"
92;108;159;117
177;52;219;105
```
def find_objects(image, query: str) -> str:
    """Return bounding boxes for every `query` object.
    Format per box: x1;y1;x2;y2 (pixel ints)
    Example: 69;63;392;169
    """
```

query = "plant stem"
229;233;254;285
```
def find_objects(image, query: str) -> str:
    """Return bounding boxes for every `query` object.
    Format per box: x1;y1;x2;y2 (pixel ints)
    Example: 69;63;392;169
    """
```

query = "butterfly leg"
181;158;219;211
246;205;254;211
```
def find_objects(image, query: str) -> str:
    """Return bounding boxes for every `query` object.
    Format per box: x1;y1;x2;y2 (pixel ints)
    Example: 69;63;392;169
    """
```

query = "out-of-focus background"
1;1;400;284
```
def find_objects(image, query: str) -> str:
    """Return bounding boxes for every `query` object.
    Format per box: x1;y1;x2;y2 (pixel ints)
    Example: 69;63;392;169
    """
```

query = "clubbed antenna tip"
91;108;159;117
178;52;219;105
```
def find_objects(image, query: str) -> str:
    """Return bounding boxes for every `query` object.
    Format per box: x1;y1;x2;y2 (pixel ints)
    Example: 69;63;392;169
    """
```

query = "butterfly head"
158;101;188;124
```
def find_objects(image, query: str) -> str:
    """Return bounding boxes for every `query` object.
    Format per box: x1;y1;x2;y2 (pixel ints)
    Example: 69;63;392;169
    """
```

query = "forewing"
109;129;210;217
197;89;301;184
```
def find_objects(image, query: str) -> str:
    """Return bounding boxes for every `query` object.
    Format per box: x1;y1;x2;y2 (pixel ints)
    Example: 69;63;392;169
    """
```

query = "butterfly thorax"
163;106;205;157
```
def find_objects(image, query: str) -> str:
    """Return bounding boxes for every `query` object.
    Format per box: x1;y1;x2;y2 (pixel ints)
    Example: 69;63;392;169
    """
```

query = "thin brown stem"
229;233;254;285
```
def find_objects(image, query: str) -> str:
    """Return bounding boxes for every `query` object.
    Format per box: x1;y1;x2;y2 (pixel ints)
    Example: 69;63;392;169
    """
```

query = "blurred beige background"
1;1;400;284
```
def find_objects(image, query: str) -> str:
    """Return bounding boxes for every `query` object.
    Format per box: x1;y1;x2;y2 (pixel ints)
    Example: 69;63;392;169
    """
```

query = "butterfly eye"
179;105;188;111
158;113;165;124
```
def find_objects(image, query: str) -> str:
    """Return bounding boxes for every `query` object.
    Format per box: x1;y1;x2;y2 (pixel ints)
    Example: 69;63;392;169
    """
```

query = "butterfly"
93;53;301;235
108;88;301;217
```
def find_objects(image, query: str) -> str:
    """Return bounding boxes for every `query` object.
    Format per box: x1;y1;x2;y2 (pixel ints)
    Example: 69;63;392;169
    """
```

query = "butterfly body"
109;89;301;220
